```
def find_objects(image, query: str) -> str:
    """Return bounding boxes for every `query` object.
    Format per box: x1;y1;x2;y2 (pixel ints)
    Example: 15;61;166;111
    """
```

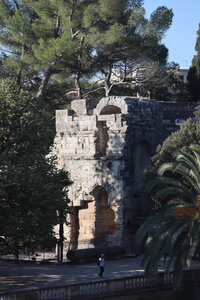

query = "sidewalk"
1;256;200;293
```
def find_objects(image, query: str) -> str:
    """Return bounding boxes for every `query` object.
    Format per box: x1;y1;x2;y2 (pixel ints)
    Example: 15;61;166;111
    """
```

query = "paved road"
1;256;200;293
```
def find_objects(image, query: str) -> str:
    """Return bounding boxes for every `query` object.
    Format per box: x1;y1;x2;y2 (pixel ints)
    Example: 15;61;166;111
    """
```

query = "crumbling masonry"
52;97;196;251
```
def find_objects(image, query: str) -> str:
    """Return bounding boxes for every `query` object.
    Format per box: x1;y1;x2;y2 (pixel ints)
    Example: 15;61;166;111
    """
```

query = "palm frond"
135;215;161;250
159;162;200;194
189;144;200;172
155;187;194;202
137;144;200;288
175;150;199;173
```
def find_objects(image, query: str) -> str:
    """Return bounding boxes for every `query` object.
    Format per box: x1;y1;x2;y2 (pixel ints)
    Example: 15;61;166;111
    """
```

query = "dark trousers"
99;266;104;277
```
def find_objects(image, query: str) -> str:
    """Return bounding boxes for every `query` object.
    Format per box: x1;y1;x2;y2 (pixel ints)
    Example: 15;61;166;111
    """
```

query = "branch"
83;87;104;97
36;54;63;106
72;30;80;39
65;90;77;96
13;0;19;10
51;69;65;74
109;80;131;94
85;79;102;92
0;48;19;55
69;3;80;40
54;15;61;39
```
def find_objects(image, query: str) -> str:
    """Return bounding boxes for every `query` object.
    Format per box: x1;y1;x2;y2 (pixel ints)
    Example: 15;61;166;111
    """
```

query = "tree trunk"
75;73;82;99
16;69;22;86
57;222;64;263
105;86;110;97
16;44;25;86
103;76;112;97
102;69;112;97
36;67;53;106
36;55;62;106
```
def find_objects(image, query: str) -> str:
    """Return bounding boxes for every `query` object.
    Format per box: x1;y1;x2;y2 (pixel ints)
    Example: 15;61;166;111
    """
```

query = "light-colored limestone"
52;96;196;251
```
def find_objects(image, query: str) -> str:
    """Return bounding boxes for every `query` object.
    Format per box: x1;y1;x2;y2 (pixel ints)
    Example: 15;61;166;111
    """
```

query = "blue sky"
144;0;200;67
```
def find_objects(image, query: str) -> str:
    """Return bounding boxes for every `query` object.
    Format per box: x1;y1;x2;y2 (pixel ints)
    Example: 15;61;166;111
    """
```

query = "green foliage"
99;0;127;21
136;61;193;102
136;144;200;288
0;79;71;259
83;2;173;97
193;23;200;77
145;114;200;211
0;0;174;103
188;66;200;101
187;23;200;101
0;79;54;158
146;6;173;40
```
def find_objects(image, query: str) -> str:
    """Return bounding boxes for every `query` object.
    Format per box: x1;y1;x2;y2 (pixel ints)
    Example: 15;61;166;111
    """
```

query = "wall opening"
96;121;109;157
69;200;96;250
78;200;96;249
100;105;121;115
68;109;77;117
93;186;115;247
69;187;115;249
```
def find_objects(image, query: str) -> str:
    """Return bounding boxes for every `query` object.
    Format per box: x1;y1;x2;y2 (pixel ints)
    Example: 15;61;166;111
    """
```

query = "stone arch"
68;109;77;117
96;104;122;157
100;105;121;115
69;186;116;249
95;96;128;115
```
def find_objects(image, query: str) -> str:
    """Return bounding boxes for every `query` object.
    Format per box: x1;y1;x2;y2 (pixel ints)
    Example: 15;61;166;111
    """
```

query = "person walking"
98;253;105;278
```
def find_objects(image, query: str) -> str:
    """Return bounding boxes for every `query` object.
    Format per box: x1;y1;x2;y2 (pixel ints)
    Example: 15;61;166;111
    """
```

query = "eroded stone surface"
52;97;196;251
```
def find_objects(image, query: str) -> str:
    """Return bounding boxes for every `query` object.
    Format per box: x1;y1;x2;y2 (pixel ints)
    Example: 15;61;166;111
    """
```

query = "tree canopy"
0;79;71;260
145;106;200;211
187;23;200;101
83;3;173;97
0;0;174;104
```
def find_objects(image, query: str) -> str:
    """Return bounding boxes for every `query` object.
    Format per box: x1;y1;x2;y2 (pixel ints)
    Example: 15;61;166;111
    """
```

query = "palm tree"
136;144;200;288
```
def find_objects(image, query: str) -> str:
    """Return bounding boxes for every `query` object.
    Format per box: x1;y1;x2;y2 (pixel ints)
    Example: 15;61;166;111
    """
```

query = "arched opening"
68;109;77;117
93;186;115;247
69;187;115;249
96;121;109;157
100;105;121;115
96;105;121;158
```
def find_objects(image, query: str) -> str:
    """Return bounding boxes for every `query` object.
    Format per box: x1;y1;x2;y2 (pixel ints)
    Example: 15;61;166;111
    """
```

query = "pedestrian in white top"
98;253;105;278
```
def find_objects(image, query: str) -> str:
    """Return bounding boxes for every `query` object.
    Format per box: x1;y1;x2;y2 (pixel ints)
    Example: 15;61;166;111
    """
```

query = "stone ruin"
52;96;196;252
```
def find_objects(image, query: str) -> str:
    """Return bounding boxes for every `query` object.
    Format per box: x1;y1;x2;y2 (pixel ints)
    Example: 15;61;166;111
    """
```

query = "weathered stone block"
52;96;196;251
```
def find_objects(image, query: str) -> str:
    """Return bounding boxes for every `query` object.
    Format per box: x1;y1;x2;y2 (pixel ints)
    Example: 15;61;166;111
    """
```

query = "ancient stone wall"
52;97;196;251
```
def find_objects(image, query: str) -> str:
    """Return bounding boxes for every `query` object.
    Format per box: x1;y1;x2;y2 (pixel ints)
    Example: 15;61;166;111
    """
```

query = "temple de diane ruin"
52;96;196;252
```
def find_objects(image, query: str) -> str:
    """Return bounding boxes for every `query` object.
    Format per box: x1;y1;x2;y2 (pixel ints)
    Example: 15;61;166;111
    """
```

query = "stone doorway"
69;186;116;249
93;186;115;247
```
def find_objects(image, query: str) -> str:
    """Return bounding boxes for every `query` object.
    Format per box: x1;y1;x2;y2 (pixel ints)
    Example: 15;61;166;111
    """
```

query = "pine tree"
0;1;173;103
0;0;93;104
83;3;173;97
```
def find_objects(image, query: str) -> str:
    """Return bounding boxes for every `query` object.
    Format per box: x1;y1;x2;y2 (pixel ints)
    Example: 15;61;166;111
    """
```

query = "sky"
144;0;200;67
